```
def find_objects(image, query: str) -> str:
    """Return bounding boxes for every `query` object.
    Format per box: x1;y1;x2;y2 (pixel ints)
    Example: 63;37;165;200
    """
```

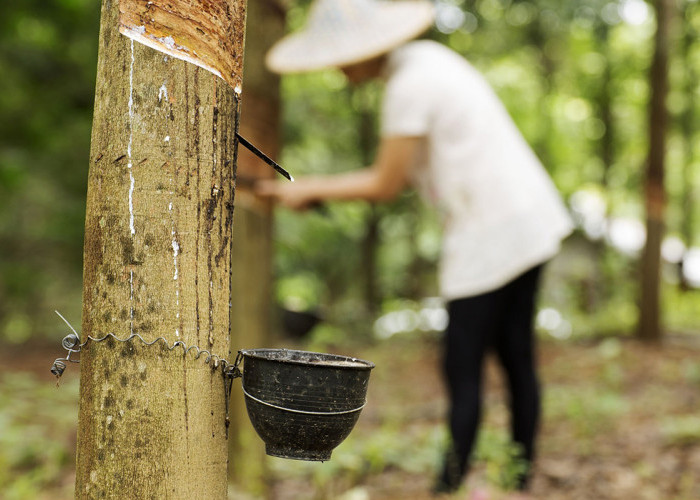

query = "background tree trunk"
356;89;381;318
638;0;672;342
227;0;285;492
75;0;246;497
679;0;697;290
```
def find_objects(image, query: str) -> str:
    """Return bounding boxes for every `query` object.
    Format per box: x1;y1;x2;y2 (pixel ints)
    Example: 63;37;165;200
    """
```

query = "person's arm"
255;136;421;210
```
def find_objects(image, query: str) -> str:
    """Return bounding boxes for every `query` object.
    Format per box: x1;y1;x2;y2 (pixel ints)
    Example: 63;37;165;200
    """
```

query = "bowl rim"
239;348;375;370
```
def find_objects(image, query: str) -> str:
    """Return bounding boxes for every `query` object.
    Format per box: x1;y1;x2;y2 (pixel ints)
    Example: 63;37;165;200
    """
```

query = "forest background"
3;0;700;343
1;0;700;499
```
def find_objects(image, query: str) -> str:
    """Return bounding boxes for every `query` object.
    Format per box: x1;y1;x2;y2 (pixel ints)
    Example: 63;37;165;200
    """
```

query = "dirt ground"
263;335;700;500
4;334;700;500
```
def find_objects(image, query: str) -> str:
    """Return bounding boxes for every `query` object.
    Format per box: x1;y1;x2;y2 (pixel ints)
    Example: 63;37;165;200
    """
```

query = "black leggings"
439;265;542;490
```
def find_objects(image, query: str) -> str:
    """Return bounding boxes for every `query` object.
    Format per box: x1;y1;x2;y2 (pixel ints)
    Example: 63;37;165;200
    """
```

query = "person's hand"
255;178;320;211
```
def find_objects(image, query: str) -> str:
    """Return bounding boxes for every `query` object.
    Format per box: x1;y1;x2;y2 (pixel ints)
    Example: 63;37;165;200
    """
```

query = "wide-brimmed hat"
266;0;435;74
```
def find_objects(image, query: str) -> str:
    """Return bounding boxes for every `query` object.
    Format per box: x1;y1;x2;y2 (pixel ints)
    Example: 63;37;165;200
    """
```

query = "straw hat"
266;0;435;74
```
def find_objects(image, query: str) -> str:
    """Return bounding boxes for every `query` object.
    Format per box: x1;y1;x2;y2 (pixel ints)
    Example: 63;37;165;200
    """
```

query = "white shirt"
382;41;573;300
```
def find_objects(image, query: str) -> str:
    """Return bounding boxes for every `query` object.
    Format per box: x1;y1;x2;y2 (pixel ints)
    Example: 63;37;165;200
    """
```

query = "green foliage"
2;0;700;343
0;373;79;499
274;0;700;344
0;0;99;339
269;422;445;495
661;415;700;445
663;285;700;333
546;384;629;448
473;428;530;491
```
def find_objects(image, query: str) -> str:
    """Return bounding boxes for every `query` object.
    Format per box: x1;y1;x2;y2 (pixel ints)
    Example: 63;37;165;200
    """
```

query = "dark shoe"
433;447;464;495
432;468;462;495
431;479;460;496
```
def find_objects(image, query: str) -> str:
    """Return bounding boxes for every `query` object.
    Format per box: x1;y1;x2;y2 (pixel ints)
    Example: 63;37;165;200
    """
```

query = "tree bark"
75;0;246;497
679;0;697;290
355;87;381;317
595;22;615;188
227;0;285;491
638;0;671;342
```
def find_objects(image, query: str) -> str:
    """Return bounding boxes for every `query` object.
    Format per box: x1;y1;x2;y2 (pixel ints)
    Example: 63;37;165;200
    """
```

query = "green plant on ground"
544;384;628;452
269;421;445;498
0;373;79;500
660;415;700;446
473;427;529;491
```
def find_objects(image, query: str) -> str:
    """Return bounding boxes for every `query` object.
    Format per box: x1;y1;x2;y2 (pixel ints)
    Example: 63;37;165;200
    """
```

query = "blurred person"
257;0;573;496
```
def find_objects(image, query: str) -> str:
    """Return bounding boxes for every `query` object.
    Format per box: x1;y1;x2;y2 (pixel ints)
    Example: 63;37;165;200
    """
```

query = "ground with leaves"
2;334;700;500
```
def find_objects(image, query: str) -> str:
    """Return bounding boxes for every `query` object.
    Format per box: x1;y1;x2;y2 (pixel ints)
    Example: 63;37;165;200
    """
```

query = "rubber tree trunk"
75;1;246;497
227;0;284;492
638;0;672;342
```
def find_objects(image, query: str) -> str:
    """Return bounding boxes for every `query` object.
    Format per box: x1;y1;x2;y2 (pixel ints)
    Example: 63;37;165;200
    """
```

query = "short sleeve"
381;70;432;138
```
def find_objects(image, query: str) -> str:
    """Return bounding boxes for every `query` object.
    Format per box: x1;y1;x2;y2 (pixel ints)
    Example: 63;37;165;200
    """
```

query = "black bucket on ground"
239;348;375;461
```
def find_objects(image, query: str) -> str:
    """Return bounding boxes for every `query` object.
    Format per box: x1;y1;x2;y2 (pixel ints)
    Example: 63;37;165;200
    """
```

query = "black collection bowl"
239;348;375;461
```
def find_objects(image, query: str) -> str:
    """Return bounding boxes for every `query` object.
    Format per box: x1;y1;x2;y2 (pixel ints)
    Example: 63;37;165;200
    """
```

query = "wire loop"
61;333;81;351
50;331;238;379
49;312;246;426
